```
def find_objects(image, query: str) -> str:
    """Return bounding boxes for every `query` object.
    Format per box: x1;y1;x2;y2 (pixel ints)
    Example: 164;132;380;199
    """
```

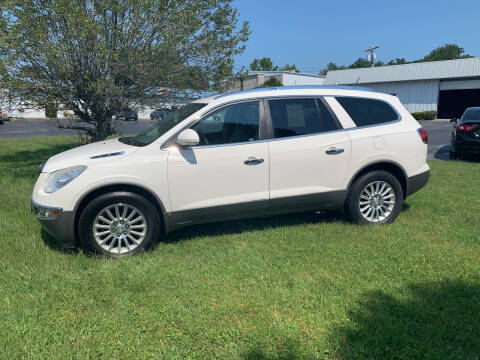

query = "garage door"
437;88;480;119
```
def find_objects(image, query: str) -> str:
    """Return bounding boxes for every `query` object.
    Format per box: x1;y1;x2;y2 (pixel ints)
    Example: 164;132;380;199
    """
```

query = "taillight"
456;124;476;133
417;127;428;144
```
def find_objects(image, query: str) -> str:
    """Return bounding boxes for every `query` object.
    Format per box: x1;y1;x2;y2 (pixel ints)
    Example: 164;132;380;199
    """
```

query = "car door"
167;100;269;226
266;97;352;213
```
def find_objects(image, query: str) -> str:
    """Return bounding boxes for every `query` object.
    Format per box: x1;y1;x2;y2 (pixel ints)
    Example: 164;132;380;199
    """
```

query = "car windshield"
462;108;480;122
120;102;207;146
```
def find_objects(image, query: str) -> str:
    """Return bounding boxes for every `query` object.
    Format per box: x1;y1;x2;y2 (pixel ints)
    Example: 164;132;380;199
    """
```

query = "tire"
345;170;403;225
78;191;162;257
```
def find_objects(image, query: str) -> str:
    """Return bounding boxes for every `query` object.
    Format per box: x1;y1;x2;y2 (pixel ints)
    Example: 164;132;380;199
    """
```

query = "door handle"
326;147;344;155
244;157;264;165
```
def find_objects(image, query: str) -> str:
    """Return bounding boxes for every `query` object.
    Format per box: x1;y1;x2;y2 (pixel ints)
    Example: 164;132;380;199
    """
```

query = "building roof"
323;57;480;85
249;71;324;79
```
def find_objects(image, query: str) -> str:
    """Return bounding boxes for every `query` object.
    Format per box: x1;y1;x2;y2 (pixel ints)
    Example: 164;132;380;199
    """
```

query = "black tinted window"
462;108;480;121
336;97;398;127
268;98;339;138
191;102;259;146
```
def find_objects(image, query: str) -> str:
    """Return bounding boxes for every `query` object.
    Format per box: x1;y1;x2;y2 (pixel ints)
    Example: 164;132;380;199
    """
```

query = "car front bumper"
30;199;76;248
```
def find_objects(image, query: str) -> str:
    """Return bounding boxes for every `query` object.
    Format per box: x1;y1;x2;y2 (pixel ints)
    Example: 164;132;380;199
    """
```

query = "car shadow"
434;145;450;160
330;279;480;359
164;210;345;244
434;144;480;162
164;204;410;244
41;229;79;255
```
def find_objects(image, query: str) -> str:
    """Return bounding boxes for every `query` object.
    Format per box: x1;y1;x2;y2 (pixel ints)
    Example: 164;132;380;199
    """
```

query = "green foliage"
0;0;250;141
261;77;283;87
422;43;473;62
387;58;407;65
411;111;437;120
279;64;297;71
319;43;473;76
250;57;298;72
349;57;372;69
1;136;480;359
250;57;277;71
44;102;58;119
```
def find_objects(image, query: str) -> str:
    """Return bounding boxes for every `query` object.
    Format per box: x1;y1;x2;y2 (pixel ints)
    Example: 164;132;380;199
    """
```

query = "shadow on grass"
243;338;314;360
0;143;76;178
331;279;480;359
165;210;345;243
166;203;411;244
41;229;79;255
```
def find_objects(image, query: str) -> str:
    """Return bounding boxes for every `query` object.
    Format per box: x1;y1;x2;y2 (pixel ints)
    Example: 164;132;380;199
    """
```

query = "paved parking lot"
0;118;155;138
0;118;451;159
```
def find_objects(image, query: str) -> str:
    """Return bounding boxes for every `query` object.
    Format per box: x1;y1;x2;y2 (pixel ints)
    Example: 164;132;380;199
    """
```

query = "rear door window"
336;97;398;127
268;98;339;138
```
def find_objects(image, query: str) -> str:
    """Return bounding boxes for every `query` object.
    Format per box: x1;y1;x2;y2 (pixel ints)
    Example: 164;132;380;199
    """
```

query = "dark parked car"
150;108;170;120
450;107;480;159
116;109;138;121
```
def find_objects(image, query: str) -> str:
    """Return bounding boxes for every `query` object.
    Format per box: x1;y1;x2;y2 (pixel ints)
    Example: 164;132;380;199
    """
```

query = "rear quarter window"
336;97;398;127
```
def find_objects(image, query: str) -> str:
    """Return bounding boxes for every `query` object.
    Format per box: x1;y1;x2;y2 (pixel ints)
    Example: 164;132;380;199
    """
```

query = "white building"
323;57;480;118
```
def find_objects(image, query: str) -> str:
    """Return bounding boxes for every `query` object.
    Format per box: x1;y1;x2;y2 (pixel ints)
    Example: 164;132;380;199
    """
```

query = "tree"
250;57;277;71
386;58;407;66
422;43;473;62
349;57;372;69
261;77;282;87
0;0;250;141
279;64;297;71
319;62;346;76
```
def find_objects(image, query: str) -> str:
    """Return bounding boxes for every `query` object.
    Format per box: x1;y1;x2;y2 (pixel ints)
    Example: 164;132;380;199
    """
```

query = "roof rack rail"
214;85;374;99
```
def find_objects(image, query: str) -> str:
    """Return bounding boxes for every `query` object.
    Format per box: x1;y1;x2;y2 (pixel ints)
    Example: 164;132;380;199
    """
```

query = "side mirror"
450;118;458;123
175;129;200;147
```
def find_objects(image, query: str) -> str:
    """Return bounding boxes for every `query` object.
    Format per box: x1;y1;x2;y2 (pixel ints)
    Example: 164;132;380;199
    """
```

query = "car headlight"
44;165;87;193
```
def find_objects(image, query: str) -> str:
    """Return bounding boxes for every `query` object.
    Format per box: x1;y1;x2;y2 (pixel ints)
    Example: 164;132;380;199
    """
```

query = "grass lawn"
0;136;479;359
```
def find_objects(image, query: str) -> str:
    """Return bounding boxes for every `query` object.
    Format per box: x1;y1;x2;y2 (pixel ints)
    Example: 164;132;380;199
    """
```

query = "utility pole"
363;46;379;67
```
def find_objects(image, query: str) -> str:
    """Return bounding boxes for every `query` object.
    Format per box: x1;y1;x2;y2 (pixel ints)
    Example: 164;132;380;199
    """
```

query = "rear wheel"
345;170;403;225
78;191;161;256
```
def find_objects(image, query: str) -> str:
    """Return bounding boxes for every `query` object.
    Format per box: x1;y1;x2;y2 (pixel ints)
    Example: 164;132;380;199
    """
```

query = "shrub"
262;77;283;87
45;102;58;118
411;111;437;120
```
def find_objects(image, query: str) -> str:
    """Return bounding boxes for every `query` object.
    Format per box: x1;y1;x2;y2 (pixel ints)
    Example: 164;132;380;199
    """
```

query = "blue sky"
232;0;480;74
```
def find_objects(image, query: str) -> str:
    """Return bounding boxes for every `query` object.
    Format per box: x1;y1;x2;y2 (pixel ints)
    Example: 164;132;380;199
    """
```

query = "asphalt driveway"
1;118;451;159
0;118;155;139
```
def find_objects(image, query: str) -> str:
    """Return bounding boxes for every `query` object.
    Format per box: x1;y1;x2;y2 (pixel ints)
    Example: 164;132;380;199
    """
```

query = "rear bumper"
30;199;76;248
455;134;480;153
406;169;430;197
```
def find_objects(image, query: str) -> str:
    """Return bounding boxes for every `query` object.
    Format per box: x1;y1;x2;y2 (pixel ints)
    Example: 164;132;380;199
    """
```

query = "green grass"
0;136;479;359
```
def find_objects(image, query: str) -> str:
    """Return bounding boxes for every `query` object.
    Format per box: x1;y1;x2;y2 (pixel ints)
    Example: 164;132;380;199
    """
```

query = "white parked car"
31;86;430;256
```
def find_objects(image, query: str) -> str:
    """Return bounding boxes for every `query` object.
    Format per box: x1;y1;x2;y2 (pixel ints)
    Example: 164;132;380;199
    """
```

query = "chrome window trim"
161;98;266;150
265;128;348;143
161;94;403;150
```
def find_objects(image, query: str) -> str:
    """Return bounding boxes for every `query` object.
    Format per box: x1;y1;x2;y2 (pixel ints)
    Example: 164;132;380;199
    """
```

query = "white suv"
31;86;430;256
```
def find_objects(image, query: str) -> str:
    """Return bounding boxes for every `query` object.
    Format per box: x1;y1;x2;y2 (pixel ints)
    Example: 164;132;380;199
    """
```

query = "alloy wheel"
92;203;147;255
359;181;396;223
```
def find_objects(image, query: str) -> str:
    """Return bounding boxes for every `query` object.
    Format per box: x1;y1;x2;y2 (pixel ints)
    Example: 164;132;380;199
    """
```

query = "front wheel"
345;170;403;225
78;191;162;256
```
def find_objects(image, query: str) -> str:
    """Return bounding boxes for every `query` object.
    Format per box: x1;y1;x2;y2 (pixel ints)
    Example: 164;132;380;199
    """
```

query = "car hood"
43;138;139;173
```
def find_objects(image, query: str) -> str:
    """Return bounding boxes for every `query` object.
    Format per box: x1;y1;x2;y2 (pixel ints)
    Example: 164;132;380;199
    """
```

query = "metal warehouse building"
323;57;480;118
